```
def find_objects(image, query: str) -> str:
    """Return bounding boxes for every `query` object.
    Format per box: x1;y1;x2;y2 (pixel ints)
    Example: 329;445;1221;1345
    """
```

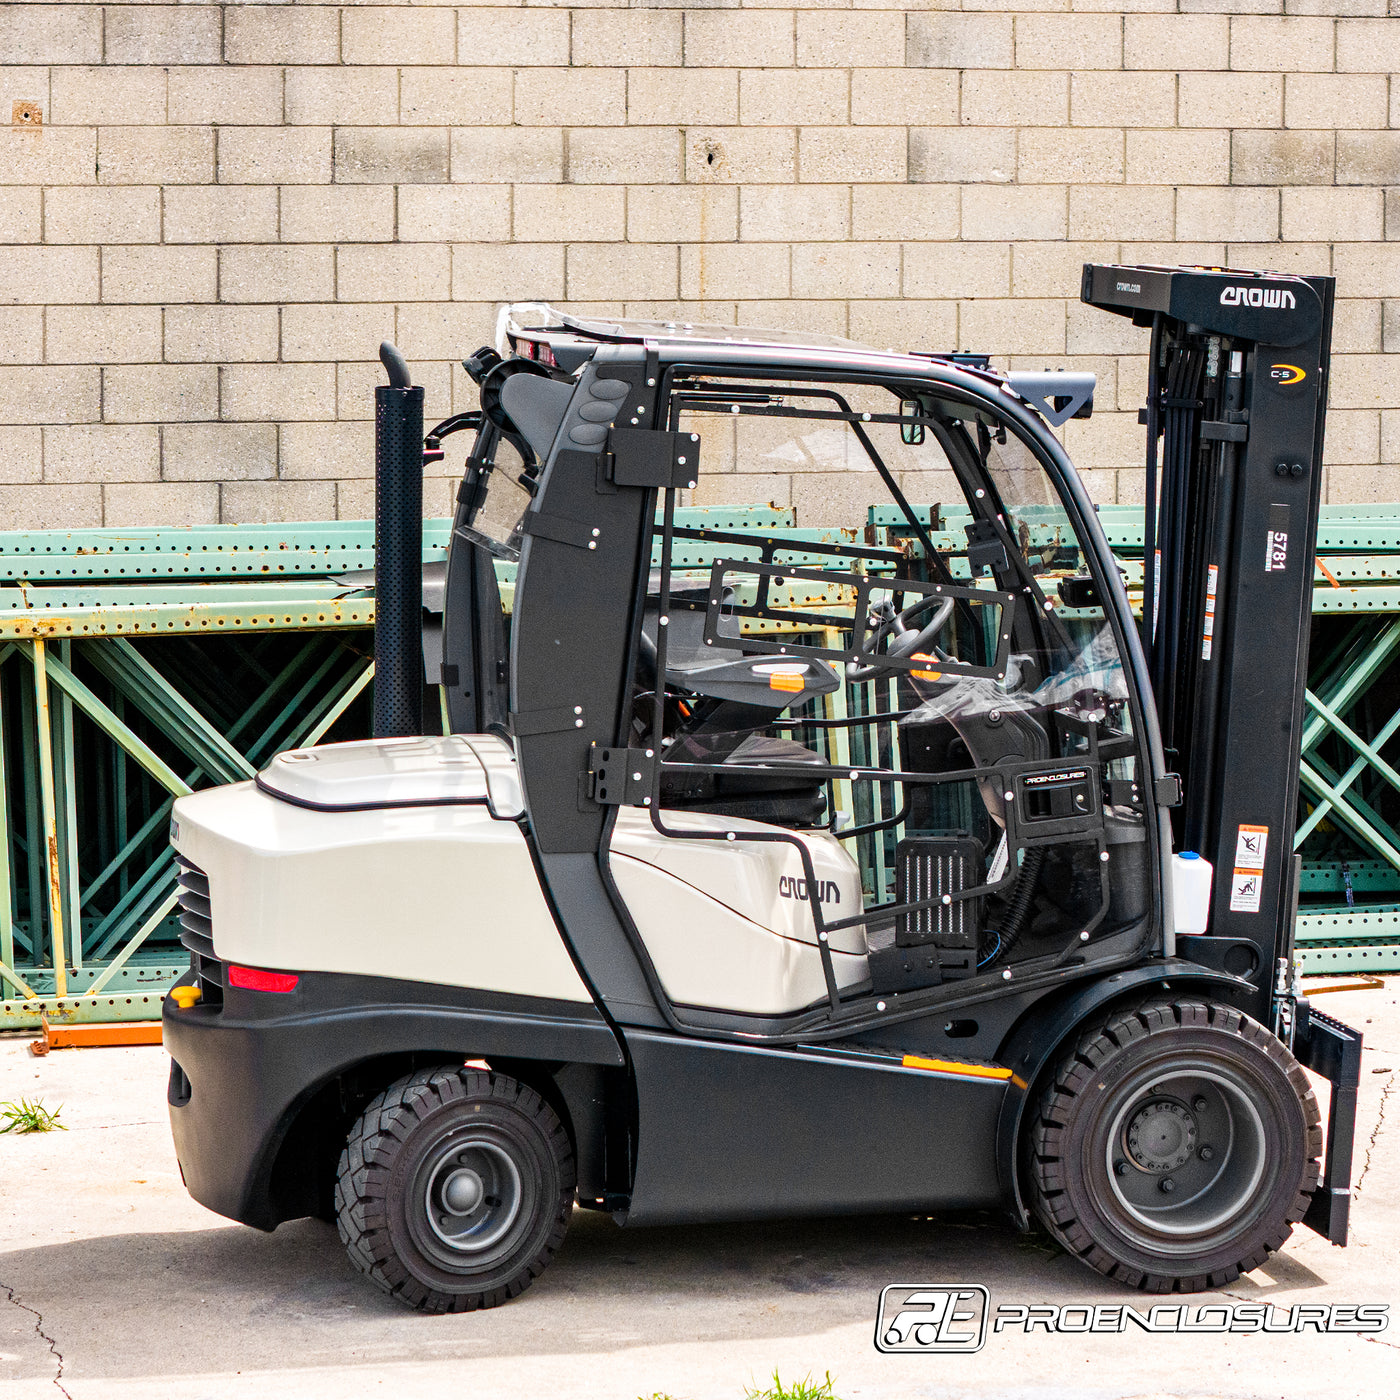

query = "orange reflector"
769;672;805;693
227;965;300;994
902;1054;1014;1081
909;652;941;682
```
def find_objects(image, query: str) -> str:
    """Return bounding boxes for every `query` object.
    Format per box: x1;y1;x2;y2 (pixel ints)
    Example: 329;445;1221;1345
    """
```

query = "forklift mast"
1083;263;1335;1014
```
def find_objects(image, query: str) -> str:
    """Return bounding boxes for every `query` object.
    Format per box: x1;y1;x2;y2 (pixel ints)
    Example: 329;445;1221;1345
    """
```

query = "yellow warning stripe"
902;1054;1014;1081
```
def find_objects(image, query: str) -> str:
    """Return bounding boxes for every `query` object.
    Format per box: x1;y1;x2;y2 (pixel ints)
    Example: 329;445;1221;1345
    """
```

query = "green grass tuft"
745;1371;842;1400
0;1098;66;1134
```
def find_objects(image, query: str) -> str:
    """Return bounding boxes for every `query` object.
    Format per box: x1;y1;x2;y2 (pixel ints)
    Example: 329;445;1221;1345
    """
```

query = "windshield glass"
458;436;533;562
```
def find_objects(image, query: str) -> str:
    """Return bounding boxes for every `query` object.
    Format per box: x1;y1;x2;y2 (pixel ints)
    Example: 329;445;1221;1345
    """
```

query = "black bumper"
1294;1002;1364;1246
163;970;623;1230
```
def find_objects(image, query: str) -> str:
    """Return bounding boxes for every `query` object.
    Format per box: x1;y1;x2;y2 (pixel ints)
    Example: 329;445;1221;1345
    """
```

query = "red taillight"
227;965;299;994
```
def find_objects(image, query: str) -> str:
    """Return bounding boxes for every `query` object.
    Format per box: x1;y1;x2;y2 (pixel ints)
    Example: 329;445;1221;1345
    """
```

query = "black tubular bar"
373;342;425;738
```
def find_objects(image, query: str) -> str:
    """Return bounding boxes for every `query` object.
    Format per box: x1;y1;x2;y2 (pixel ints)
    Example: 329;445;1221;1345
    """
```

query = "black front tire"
1028;998;1321;1292
335;1066;575;1313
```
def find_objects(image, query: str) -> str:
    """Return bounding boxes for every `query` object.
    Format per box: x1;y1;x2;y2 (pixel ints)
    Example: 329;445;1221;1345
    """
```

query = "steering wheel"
846;593;956;681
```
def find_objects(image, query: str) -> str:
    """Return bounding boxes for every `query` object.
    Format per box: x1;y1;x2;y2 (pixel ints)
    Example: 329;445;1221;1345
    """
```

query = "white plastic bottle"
1171;851;1214;935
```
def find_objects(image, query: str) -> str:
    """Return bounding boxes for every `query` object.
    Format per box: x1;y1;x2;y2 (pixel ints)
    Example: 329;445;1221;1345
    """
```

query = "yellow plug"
169;985;202;1010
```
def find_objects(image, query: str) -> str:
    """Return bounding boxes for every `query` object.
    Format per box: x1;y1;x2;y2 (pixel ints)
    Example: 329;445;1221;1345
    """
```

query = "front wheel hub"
1126;1100;1197;1173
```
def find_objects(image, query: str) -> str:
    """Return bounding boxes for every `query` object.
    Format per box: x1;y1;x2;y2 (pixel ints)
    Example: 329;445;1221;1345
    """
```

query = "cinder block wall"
1;5;1397;527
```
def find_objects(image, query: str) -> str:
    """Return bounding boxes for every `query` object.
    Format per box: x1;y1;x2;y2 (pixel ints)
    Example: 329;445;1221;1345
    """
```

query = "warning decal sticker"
1229;870;1263;914
1235;824;1268;870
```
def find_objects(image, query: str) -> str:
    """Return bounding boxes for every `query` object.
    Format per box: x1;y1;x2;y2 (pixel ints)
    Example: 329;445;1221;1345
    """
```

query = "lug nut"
1160;1177;1176;1194
1199;1145;1214;1162
1114;1160;1128;1177
1193;1096;1208;1113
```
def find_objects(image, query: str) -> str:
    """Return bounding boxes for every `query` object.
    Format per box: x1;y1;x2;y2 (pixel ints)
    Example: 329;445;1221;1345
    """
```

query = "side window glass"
624;373;1148;1010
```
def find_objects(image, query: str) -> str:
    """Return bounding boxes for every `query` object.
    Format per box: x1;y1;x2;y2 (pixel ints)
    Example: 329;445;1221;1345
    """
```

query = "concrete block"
0;188;41;243
1338;132;1400;186
1012;245;1118;304
792;243;900;299
1231;16;1335;72
47;305;161;364
343;9;458;66
573;11;683;67
0;246;98;305
43;424;157;484
279;421;375;481
799;128;905;183
337;244;449;303
1321;408;1381;465
1337;18;1400;73
852;70;959;127
280;185;395;244
49;65;165;125
452;243;566;302
400;185;509;243
169;65;282;126
1016;15;1123;69
103;482;216;528
569;127;681;184
1286;74;1389;131
910;128;1015;184
903;243;1011;300
1232;130;1334;185
1179;73;1281;128
102;7;220;65
394;302;496;363
162;423;276;482
571;243;679;300
906;14;1014;70
164;306;280;364
218;128;330;185
164;187;279;245
218;246;334;304
1330;298;1380;354
962;186;1067;241
1127;129;1231;185
1066;300;1146;355
739;70;845;127
742;186;849;242
692;472;791;511
515;185;625;243
1018;128;1124;184
1070;72;1173;128
1281;187;1385;242
1124;14;1229;70
847;300;959;356
335;128;448;185
960;298;1066;356
518;69;626;127
101;246;214;305
451;129;562;185
44;186;159;244
684;13;794;68
285;67;398;127
965;70;1068;127
1329;352;1400;409
798;14;904;68
627;185;738;243
0;8;101;66
1389;189;1400;241
337;358;449;423
0;128;94;185
221;363;336;423
401;68;513;126
852;185;959;242
687;128;795;184
1069;185;1174;240
223;7;338;65
454;10;569;67
0;307;40;366
223;480;337;525
98;126;212;186
0;483;100;526
1177;186;1280;242
1224;241;1331;275
282;304;394;364
103;364;215;424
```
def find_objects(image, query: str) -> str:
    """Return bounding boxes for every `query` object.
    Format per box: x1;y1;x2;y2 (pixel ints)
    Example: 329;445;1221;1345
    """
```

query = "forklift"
163;264;1362;1312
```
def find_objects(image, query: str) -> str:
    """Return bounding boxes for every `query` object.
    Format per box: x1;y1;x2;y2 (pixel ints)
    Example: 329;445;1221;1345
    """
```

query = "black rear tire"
335;1066;574;1313
1028;998;1321;1292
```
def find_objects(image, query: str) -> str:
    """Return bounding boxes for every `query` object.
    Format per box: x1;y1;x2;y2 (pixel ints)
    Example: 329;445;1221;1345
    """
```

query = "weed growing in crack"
0;1099;66;1134
745;1371;843;1400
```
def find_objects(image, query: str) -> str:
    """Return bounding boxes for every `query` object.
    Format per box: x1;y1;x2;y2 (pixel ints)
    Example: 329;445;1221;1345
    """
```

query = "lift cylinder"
373;342;424;737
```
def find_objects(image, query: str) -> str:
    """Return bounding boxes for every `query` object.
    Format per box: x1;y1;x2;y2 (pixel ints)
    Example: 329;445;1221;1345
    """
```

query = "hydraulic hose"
982;846;1044;964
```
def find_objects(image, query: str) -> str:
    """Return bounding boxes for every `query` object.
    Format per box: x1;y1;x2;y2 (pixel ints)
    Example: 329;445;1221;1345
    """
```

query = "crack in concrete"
1355;1068;1395;1198
0;1280;70;1399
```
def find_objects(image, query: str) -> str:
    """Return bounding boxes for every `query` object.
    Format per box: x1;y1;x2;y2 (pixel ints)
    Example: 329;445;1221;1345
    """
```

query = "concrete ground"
1;980;1397;1400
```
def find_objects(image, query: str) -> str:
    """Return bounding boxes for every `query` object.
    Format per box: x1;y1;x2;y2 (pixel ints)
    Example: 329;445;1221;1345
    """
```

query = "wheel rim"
1098;1061;1270;1249
411;1131;529;1270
